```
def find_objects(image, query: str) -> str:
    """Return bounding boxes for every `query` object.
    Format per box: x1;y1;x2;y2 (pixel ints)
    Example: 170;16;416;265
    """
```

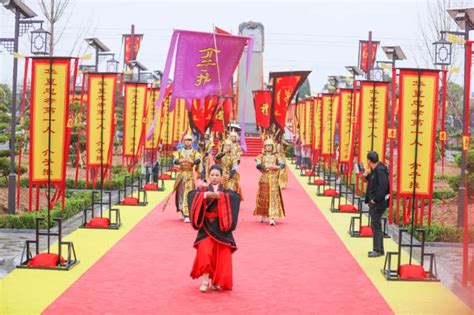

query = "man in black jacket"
364;151;389;258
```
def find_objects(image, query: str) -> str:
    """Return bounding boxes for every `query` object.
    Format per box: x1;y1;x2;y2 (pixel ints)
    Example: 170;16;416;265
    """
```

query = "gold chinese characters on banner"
358;81;389;164
87;73;117;167
397;69;439;197
145;88;161;150
30;58;71;183
123;83;147;157
312;97;322;153
338;89;355;164
321;93;339;157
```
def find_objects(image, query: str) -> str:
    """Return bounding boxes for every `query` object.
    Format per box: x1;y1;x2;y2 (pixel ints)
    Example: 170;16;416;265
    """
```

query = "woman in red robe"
188;164;241;292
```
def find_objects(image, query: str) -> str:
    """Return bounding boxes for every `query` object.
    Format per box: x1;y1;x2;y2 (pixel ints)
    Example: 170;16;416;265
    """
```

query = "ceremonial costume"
254;139;286;224
173;135;201;219
214;140;243;200
189;184;240;290
229;131;242;161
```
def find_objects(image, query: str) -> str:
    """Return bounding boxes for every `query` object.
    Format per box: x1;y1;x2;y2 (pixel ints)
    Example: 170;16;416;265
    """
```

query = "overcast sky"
0;0;472;90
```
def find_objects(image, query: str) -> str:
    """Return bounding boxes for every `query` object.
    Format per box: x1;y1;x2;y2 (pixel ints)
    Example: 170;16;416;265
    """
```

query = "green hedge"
0;191;93;229
402;222;474;243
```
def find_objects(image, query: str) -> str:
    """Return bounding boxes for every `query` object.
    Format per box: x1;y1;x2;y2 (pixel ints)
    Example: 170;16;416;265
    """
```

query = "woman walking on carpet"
189;164;241;292
253;138;286;226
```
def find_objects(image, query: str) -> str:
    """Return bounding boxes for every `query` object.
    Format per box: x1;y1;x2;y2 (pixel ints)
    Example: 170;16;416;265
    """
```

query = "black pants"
369;204;385;253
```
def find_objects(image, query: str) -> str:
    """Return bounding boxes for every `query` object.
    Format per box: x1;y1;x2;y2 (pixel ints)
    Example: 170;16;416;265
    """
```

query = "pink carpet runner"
45;157;393;314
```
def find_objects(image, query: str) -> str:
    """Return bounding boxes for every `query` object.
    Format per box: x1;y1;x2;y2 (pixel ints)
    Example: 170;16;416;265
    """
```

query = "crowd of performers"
164;130;288;292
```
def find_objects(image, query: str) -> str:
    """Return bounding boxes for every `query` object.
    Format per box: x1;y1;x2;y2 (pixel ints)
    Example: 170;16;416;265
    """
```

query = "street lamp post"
446;8;474;228
381;45;406;224
85;38;110;72
447;7;474;287
0;0;37;215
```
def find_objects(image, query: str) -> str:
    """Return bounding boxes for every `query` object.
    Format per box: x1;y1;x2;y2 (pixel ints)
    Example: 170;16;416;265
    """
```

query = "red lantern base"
399;264;427;280
359;226;373;237
313;179;328;185
158;174;172;180
85;217;110;228
27;253;65;268
323;189;339;197
339;204;358;213
121;197;139;206
143;183;159;191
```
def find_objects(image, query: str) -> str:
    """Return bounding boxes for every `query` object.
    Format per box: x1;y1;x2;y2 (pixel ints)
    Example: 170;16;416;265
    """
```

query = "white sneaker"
260;216;266;223
269;218;276;226
184;216;190;223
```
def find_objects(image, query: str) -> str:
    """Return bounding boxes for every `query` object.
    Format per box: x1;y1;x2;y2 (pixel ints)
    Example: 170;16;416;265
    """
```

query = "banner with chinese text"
173;99;188;142
86;73;117;168
253;90;272;129
312;97;322;153
338;89;356;164
212;96;232;133
123;82;147;158
359;40;378;72
145;88;161;150
124;35;142;65
270;71;311;130
321;93;339;157
304;99;314;145
358;81;389;164
397;69;439;198
30;57;71;184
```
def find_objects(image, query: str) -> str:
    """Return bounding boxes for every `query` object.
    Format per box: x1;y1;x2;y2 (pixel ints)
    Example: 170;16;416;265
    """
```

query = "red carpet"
45;158;393;314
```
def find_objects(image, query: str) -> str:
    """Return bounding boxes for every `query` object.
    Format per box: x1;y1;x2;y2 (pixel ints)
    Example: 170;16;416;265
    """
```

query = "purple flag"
147;29;251;141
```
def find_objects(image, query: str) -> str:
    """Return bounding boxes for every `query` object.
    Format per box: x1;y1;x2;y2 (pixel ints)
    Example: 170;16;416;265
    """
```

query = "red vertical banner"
29;57;72;210
86;73;117;187
270;71;311;130
358;81;389;164
321;93;339;158
253;90;272;129
359;40;379;72
124;35;142;65
212;96;232;133
123;83;147;166
397;69;439;225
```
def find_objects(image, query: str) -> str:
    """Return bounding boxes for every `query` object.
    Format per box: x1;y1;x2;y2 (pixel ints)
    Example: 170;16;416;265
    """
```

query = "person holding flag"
173;133;201;223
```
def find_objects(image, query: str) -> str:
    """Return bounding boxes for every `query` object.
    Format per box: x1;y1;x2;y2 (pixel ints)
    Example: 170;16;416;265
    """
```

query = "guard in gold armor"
214;140;243;200
173;134;201;223
253;138;286;226
229;131;243;161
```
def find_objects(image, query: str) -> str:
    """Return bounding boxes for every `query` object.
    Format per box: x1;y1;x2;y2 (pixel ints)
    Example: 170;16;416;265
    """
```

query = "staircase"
212;136;263;157
242;136;263;157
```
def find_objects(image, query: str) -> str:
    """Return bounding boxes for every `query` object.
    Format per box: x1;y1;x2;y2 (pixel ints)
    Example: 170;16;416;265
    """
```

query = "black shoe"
368;251;383;258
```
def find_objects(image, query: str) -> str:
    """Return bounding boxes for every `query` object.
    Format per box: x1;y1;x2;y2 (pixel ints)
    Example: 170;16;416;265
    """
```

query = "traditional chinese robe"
253;152;286;218
189;184;241;290
173;147;201;216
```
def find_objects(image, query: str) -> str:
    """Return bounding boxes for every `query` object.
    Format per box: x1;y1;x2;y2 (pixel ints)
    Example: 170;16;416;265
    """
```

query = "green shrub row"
0;191;93;229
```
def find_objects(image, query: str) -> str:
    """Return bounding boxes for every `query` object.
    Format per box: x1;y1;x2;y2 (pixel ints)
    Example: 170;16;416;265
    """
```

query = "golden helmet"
230;131;239;138
224;139;232;146
264;138;275;146
183;133;193;141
